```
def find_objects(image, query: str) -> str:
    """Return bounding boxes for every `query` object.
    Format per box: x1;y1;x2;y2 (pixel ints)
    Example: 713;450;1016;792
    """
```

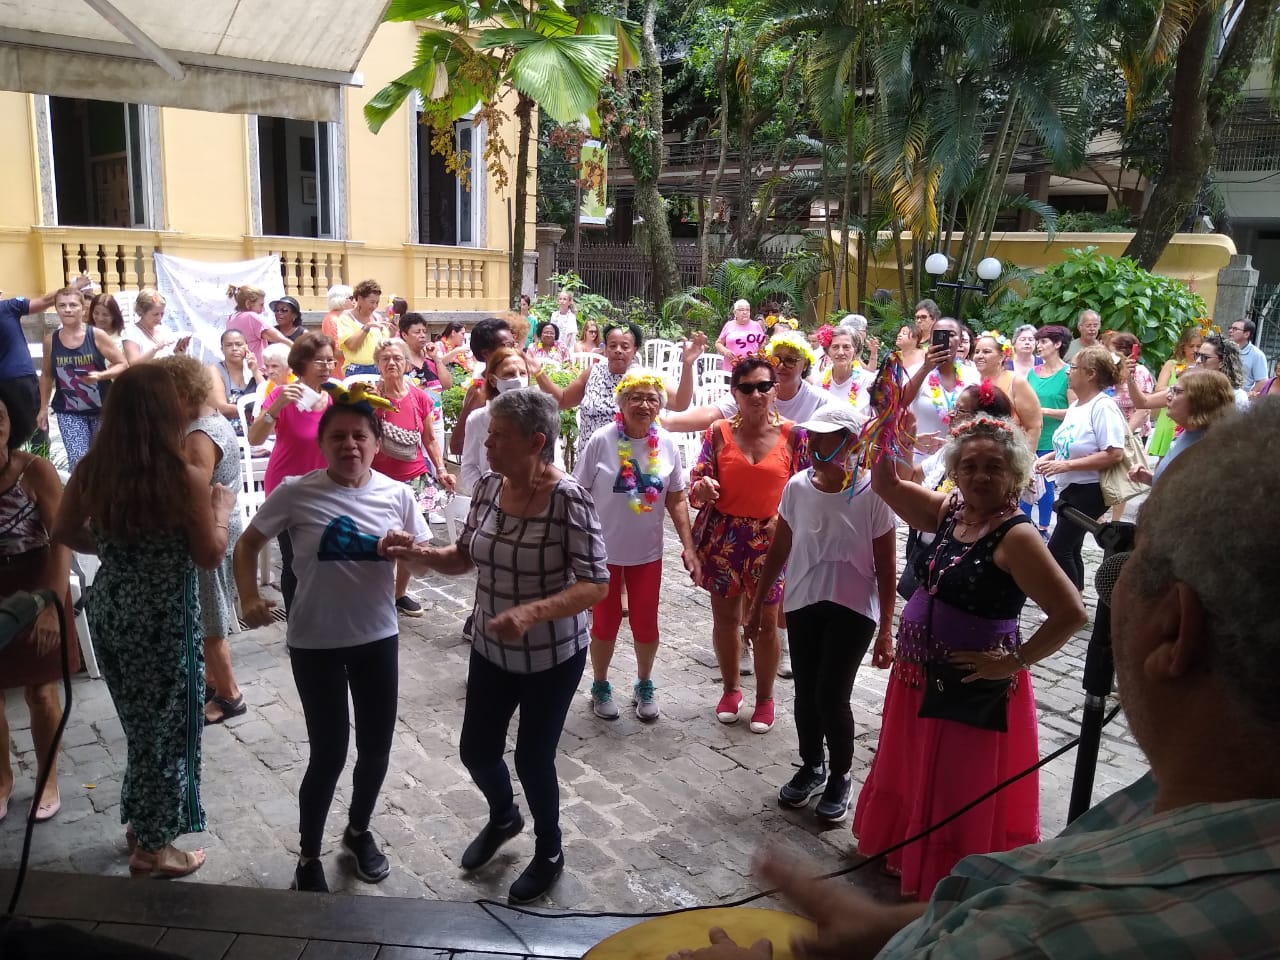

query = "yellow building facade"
0;21;535;318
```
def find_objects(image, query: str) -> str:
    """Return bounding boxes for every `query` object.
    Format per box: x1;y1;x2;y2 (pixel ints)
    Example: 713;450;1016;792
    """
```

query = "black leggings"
288;635;398;858
459;647;586;858
278;532;297;613
786;602;876;777
1048;481;1107;590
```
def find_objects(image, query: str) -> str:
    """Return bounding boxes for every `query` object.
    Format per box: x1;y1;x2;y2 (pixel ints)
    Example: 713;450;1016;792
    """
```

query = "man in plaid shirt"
676;402;1280;957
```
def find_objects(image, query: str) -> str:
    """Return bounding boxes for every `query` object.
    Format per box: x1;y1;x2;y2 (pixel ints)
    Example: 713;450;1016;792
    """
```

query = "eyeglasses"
1194;352;1215;363
311;358;338;367
774;355;802;368
735;380;777;395
1167;386;1186;396
626;394;662;407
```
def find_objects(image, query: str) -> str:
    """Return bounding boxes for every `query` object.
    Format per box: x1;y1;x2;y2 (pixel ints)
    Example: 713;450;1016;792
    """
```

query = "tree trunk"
700;25;732;284
635;0;680;305
511;92;535;306
1124;0;1272;269
892;225;909;312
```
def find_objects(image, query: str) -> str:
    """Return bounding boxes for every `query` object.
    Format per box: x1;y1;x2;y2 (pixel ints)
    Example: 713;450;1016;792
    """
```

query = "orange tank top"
714;419;795;519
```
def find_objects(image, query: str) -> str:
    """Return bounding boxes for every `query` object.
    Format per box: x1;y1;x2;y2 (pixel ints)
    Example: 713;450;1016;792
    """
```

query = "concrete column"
1018;173;1050;230
535;224;565;296
522;250;538;299
1215;254;1259;326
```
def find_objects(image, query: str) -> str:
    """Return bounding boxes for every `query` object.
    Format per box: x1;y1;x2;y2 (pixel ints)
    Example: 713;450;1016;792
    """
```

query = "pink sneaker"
716;689;743;724
749;699;775;734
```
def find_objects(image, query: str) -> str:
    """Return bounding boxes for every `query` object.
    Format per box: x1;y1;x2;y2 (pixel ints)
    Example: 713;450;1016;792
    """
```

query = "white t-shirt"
123;322;178;359
777;472;897;619
907;362;980;464
249;469;430;649
461;403;493;496
573;422;686;566
716;378;835;423
819;367;875;412
552;310;578;351
1051;393;1127;490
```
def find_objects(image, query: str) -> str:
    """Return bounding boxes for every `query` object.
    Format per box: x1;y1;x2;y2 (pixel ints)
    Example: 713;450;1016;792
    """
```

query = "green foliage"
662;258;794;337
1038;208;1138;233
996;247;1207;366
546;366;579;471
439;385;467;433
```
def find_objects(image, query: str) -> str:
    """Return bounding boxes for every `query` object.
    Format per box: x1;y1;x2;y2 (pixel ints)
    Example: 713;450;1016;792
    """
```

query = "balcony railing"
22;227;509;313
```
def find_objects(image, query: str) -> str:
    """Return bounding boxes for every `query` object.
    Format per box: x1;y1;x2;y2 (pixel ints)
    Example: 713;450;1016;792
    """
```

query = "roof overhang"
0;0;391;121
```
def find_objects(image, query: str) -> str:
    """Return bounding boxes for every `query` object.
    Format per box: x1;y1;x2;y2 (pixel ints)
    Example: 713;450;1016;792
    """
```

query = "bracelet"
1011;647;1029;670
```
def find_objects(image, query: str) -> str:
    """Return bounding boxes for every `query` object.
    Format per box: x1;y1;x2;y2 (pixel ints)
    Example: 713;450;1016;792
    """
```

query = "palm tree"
365;0;630;303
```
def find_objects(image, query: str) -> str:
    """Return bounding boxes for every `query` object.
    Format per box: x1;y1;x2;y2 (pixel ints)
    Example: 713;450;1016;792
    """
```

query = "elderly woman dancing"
573;371;698;722
855;413;1085;900
388;389;609;905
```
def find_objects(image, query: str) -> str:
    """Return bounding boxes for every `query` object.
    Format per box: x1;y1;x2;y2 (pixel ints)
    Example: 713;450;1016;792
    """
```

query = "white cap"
799;405;866;435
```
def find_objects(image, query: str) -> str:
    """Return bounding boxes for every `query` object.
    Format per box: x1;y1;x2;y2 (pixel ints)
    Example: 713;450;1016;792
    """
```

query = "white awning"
0;0;390;121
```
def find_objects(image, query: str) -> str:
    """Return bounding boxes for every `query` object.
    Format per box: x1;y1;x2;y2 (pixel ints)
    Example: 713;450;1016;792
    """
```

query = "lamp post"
924;253;1004;317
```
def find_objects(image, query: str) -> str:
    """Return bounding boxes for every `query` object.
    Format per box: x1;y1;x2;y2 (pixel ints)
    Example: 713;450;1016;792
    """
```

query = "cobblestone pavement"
1;524;1144;911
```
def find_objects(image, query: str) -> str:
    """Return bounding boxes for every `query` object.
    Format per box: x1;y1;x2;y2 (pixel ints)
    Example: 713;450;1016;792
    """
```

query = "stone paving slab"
1;523;1142;914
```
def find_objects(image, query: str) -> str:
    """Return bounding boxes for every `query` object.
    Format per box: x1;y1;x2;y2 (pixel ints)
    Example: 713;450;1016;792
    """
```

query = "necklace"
821;365;861;406
615;413;662;513
495;462;547;535
925;500;1013;595
926;364;965;425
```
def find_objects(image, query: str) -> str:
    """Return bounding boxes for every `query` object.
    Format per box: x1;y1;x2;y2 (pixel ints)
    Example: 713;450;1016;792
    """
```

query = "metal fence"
554;242;789;306
1254;283;1280;373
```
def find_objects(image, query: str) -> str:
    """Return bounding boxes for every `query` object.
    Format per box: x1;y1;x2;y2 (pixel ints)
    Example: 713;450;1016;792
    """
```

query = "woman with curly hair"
857;412;1085;900
52;364;234;879
687;355;807;733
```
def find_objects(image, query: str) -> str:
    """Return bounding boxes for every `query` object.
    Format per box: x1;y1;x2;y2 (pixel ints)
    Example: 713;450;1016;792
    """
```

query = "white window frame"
33;94;163;229
247;113;347;240
408;100;487;247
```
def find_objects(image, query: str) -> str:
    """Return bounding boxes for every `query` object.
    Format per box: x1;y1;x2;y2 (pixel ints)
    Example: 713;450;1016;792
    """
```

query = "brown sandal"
129;844;206;879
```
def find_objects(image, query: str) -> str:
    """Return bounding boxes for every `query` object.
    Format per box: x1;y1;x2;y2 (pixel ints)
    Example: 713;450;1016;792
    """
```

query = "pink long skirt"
851;665;1041;901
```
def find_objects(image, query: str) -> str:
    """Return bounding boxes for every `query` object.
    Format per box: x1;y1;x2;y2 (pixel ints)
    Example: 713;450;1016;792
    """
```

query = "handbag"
380;400;423;461
917;661;1011;732
1093;398;1147;507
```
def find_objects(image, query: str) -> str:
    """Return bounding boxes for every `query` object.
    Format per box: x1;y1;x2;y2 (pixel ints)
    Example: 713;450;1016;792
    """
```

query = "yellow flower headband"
979;330;1012;357
764;329;817;367
764;314;800;331
1195;317;1220;339
614;371;668;400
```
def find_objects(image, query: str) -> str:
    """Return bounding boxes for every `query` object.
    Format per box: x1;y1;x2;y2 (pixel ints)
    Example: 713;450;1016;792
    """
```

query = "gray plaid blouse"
459;472;610;673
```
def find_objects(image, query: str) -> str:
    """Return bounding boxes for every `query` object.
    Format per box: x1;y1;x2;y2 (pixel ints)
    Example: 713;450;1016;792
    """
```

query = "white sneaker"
590;680;619;720
633;679;659;721
739;636;754;676
777;631;793;679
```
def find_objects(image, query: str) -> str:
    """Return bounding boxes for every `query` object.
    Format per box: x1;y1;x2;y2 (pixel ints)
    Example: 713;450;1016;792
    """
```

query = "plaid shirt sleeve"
878;777;1280;959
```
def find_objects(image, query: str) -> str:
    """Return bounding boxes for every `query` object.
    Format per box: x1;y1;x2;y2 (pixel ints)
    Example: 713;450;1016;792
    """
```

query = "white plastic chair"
570;352;603;371
643;339;680;376
343;373;382;389
695;354;725;386
237;437;274;586
696;369;732;409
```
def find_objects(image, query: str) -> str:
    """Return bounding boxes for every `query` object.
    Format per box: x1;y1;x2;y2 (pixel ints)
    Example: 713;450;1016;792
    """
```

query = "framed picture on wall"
301;174;317;205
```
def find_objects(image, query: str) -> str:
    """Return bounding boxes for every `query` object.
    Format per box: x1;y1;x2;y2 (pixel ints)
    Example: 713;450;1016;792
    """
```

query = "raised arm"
533;361;589;410
869;453;948;533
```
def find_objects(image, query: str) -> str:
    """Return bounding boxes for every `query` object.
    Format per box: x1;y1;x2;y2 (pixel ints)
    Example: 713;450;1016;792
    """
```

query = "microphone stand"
1054;504;1136;823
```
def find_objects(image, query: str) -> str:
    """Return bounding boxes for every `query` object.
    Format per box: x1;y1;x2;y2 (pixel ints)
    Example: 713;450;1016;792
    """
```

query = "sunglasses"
1194;352;1216;363
735;380;777;396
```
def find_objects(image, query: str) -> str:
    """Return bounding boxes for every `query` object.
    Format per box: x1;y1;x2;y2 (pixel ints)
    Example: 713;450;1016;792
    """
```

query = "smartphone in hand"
931;328;951;350
1130;342;1141;362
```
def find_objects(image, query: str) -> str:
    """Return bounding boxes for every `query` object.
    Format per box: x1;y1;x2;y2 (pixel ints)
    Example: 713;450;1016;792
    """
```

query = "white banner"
152;252;287;363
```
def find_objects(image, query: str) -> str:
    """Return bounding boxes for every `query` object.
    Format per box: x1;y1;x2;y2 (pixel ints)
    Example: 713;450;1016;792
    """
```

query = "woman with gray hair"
388;388;609;905
856;408;1085;900
1009;325;1040;378
322;284;355;376
715;298;767;363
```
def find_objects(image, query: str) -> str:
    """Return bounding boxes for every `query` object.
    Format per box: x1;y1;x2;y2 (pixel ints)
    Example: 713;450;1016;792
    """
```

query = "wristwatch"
261;410;277;425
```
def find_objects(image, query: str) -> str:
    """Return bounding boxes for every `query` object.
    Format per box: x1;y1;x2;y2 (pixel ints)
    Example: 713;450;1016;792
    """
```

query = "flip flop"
32;790;60;823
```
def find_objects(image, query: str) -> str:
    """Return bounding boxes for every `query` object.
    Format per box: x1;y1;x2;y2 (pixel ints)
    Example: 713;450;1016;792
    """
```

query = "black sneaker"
396;595;424;618
815;773;854;823
508;852;565;905
291;858;329;893
462;613;474;639
460;812;524;871
778;764;827;808
342;827;391;883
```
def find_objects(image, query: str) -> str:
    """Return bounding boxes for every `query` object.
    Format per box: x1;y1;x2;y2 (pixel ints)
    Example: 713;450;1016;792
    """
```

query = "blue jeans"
344;363;378;376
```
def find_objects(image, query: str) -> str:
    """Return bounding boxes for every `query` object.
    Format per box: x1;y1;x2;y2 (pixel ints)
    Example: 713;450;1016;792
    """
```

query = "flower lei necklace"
615;412;662;513
926;362;965;425
821;364;861;406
